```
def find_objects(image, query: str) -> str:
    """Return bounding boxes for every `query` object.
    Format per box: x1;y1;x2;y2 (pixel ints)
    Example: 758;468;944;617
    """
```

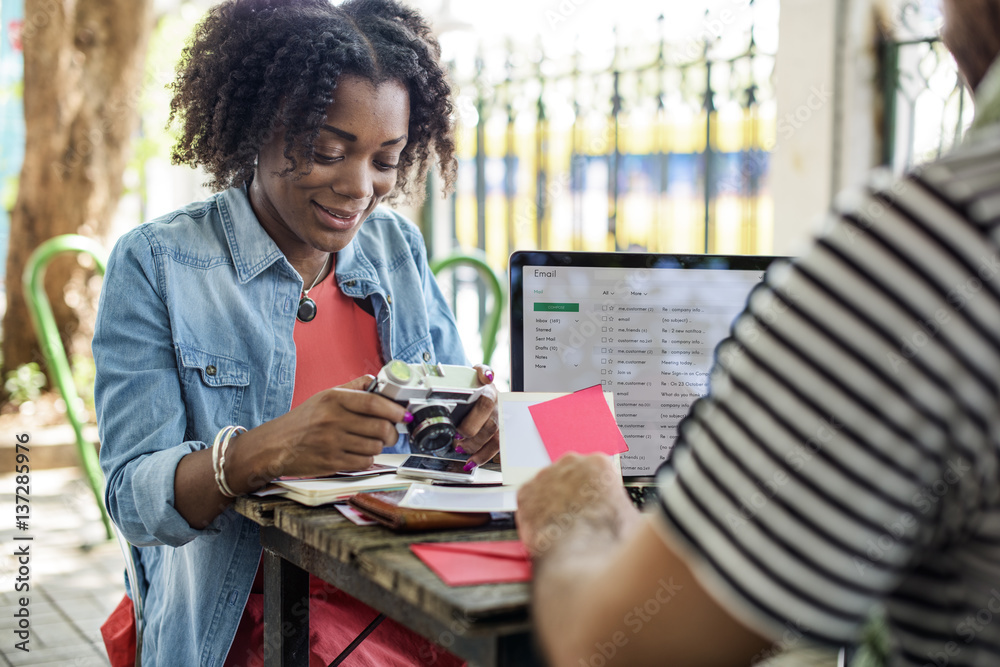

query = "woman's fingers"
466;428;500;466
473;364;495;385
335;433;389;458
338;374;377;391
454;391;497;449
323;385;408;425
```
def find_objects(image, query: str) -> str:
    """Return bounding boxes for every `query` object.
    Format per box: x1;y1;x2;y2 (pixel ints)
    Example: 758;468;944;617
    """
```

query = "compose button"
534;302;580;312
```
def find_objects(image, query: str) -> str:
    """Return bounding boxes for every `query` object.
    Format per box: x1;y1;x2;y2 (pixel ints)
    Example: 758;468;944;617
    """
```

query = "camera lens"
407;404;456;456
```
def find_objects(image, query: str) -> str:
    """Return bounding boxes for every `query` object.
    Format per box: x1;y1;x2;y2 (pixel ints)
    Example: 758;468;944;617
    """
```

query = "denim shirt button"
387;294;393;304
206;365;217;376
345;280;357;287
422;351;431;362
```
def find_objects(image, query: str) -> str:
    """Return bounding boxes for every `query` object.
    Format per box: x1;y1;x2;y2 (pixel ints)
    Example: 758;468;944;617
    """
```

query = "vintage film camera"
370;359;488;457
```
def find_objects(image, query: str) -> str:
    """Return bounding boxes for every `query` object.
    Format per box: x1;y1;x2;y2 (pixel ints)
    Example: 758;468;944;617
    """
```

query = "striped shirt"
656;122;1000;667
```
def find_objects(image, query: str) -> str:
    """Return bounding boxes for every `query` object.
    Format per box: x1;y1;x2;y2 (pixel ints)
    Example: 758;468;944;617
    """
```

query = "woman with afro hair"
93;1;498;664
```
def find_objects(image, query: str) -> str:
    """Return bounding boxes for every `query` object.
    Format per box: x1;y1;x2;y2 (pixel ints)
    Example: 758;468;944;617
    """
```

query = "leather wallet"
348;489;491;532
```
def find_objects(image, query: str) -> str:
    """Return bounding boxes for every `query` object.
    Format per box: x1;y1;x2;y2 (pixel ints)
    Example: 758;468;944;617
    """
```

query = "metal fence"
440;15;778;272
878;2;974;172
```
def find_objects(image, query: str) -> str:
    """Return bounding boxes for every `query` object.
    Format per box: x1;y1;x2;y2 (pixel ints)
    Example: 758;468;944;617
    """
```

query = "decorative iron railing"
440;13;778;271
878;1;974;172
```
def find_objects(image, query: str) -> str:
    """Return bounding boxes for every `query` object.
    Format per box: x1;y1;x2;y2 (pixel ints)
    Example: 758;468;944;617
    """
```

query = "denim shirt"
93;186;468;666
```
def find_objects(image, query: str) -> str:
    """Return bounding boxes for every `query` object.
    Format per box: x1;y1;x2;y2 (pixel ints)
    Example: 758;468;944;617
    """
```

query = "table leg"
263;547;309;667
497;632;542;667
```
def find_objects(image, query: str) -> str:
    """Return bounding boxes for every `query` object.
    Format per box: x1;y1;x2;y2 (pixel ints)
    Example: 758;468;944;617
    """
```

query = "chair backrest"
23;234;145;665
22;234;111;538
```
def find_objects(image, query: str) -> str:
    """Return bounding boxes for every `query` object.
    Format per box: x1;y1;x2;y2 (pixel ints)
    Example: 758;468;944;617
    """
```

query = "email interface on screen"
521;263;766;475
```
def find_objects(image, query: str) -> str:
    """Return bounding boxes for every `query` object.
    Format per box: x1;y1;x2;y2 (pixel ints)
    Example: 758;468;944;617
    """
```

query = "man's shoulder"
914;124;1000;226
828;126;1000;242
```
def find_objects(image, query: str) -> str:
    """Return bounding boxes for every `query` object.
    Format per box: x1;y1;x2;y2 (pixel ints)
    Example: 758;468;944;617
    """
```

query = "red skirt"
101;576;464;667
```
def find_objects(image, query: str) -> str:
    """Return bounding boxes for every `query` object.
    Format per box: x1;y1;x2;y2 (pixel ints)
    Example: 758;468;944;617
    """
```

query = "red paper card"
417;541;529;560
410;540;532;586
527;385;629;461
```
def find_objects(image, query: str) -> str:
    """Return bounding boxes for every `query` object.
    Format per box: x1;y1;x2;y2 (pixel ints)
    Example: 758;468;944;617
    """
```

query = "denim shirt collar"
218;185;381;291
334;227;381;292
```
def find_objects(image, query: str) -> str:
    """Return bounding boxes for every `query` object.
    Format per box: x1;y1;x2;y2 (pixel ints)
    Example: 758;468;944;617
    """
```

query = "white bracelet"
212;425;246;498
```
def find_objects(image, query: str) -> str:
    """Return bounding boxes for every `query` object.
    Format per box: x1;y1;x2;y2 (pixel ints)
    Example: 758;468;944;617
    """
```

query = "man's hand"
516;453;641;558
517;454;772;667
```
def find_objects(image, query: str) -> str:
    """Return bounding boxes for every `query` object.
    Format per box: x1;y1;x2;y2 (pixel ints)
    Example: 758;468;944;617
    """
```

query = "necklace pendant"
297;296;317;322
295;253;330;323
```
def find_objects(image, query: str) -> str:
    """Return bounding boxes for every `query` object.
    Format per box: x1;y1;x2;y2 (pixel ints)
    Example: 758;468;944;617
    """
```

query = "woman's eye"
313;152;341;163
375;161;399;171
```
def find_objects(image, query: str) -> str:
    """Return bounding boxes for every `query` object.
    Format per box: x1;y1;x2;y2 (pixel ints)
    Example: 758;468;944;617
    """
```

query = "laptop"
508;250;786;506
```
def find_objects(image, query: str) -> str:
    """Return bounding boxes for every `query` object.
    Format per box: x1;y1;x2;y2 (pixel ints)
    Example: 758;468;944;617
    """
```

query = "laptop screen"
509;250;785;477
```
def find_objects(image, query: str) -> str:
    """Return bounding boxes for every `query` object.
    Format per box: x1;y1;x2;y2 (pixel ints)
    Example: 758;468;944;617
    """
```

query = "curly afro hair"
168;0;457;202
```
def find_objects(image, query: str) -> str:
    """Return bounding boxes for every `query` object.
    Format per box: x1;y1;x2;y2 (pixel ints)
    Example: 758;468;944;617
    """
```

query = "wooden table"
234;496;541;667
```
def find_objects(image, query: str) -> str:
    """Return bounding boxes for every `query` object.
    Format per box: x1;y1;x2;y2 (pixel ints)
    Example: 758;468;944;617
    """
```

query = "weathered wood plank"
234;496;296;527
259;526;538;666
243;495;539;666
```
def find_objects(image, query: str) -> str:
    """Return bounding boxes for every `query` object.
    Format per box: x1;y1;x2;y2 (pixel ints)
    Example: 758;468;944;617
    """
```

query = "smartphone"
397;455;476;483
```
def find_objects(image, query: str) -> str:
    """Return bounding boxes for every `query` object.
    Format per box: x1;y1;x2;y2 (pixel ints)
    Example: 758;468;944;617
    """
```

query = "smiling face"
249;75;410;272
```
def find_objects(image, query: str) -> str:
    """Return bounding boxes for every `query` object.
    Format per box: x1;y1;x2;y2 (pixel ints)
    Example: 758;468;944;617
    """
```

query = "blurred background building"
0;0;975;384
0;4;979;664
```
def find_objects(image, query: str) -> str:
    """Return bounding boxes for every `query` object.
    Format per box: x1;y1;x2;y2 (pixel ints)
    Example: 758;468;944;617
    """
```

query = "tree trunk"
2;0;154;382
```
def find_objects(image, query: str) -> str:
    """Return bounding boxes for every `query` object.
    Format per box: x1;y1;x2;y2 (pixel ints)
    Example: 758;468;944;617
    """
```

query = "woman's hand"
222;375;406;491
453;364;500;467
174;374;404;529
264;374;407;479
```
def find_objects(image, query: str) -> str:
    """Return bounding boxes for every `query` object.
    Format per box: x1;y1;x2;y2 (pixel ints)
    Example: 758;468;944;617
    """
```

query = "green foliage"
0;79;23;104
2;175;17;212
851;612;890;667
123;3;208;208
4;362;46;406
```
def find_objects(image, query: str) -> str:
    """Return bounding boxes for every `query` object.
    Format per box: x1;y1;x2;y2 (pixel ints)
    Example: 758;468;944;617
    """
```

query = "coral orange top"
224;256;462;667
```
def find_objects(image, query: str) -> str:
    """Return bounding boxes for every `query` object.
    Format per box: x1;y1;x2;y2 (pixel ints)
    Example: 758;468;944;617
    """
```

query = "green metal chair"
22;234;112;539
24;234;147;665
430;249;506;367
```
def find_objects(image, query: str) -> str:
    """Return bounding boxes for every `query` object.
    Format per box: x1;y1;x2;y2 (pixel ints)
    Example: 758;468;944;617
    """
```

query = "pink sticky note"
527;385;629;461
410;540;532;586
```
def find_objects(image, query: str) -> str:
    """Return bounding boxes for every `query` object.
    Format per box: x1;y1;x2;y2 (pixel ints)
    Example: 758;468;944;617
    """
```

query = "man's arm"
518;454;772;667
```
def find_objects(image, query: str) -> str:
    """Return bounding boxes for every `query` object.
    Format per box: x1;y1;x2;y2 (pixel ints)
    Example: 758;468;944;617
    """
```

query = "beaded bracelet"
212;425;247;498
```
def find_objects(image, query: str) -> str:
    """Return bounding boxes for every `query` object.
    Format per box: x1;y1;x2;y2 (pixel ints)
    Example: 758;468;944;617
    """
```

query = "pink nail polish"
403;411;414;424
454;433;465;440
454;445;465;454
485;370;494;382
463;460;477;472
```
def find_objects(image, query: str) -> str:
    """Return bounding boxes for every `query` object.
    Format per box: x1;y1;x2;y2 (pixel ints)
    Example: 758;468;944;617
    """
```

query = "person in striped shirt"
515;1;1000;665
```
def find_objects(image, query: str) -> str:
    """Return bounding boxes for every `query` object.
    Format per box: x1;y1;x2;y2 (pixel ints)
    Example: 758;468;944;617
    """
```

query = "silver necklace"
296;254;330;323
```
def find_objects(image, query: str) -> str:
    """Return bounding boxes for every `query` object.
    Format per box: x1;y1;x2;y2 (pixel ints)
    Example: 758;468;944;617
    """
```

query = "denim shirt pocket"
392;334;436;366
176;344;251;427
